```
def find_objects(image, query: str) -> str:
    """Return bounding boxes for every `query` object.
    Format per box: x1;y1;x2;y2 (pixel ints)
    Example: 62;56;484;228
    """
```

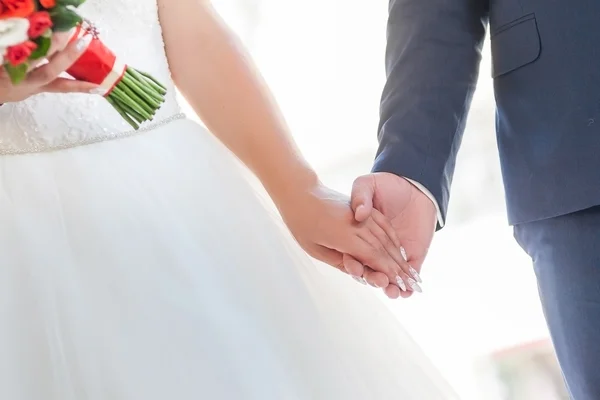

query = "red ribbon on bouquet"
66;22;126;96
62;20;167;130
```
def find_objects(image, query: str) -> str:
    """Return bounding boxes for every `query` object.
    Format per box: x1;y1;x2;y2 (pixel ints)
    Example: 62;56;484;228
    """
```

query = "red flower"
6;40;36;66
39;0;55;8
27;11;52;38
0;0;35;19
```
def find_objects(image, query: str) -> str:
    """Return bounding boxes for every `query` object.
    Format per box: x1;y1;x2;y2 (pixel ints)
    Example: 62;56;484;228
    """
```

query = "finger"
383;284;402;299
26;32;74;73
48;31;72;56
384;283;416;299
366;218;408;275
385;278;420;298
342;253;365;277
41;78;99;94
27;34;93;88
355;231;412;291
306;244;345;272
400;246;423;285
371;208;401;248
365;219;421;293
362;267;389;288
351;175;375;222
27;58;46;72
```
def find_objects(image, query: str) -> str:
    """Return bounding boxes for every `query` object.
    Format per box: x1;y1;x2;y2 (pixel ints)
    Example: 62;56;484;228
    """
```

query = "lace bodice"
0;0;183;155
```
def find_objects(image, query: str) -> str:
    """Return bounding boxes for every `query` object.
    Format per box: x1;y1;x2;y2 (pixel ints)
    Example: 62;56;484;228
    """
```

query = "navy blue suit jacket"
374;0;600;227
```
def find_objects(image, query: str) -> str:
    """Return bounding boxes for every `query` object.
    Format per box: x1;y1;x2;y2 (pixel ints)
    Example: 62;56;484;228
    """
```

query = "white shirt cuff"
403;178;444;228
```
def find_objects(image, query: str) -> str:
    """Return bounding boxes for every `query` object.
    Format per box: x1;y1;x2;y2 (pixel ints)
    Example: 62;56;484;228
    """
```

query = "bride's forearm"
158;0;318;200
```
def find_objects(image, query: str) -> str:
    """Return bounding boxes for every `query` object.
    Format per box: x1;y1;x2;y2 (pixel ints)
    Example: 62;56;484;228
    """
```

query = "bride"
0;0;457;398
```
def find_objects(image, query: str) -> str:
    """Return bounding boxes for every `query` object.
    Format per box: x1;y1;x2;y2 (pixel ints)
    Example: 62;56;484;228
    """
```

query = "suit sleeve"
372;0;489;229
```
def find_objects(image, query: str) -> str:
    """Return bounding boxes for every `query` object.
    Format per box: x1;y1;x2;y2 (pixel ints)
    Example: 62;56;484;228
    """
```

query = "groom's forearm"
373;0;489;228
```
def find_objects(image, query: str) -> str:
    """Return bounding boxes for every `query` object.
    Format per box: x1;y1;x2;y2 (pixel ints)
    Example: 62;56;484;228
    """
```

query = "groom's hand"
276;182;413;284
346;173;437;299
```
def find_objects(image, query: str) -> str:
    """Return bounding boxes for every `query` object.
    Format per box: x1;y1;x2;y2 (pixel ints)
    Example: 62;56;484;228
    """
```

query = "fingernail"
89;87;104;95
353;276;367;285
400;246;407;261
407;278;422;293
76;35;93;52
396;276;407;291
409;265;422;283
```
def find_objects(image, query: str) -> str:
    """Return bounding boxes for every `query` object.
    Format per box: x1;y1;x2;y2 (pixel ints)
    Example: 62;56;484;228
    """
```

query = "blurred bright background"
206;1;568;398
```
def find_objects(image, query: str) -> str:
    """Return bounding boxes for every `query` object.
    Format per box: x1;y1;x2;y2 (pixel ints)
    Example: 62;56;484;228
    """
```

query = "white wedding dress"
0;1;458;399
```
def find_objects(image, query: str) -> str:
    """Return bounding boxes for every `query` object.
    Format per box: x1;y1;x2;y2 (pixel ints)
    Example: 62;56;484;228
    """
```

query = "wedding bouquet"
0;0;167;129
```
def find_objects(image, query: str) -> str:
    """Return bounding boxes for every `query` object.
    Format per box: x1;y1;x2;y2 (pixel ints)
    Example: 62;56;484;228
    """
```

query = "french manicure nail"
396;276;407;291
407;278;422;293
409;265;422;283
400;246;407;261
76;35;93;52
353;276;367;285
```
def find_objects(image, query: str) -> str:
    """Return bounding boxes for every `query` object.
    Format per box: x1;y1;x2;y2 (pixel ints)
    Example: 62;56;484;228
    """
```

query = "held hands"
347;173;437;299
0;32;97;104
276;182;414;289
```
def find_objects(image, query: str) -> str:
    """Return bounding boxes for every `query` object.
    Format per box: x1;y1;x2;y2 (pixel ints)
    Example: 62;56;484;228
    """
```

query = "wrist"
262;162;319;208
400;176;443;229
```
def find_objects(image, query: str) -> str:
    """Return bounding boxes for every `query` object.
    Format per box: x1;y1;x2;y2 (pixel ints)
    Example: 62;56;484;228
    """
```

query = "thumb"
41;78;99;94
351;175;375;222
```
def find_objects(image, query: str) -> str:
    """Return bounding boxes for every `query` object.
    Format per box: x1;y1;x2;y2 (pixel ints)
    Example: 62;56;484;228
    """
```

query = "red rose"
27;11;52;38
39;0;55;8
0;0;35;19
6;40;36;66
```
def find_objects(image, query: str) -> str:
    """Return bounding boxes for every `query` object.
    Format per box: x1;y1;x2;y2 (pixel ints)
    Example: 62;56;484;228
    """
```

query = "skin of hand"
346;173;437;298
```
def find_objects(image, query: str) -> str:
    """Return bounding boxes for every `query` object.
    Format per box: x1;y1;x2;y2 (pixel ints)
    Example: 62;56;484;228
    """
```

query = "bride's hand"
0;33;97;104
278;183;413;288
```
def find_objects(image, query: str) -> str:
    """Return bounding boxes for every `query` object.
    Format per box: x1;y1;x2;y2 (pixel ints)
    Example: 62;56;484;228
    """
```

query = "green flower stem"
118;80;155;116
139;70;167;91
109;86;134;107
106;95;138;130
128;68;166;101
138;70;167;95
122;74;162;109
103;67;168;130
112;86;152;120
112;95;146;124
129;74;164;106
121;100;147;125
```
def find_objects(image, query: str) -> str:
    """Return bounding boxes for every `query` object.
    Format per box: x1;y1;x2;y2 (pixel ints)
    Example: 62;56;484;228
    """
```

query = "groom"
344;1;600;399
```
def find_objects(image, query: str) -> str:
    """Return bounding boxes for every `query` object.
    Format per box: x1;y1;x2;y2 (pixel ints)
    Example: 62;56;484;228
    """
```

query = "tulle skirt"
0;118;456;399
